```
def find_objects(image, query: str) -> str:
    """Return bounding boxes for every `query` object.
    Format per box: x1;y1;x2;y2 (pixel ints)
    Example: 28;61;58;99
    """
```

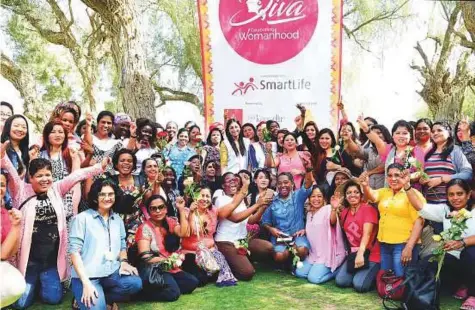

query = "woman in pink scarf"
0;141;107;309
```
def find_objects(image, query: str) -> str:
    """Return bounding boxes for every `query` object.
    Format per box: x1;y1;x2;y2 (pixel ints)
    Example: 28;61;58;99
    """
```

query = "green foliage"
7;14;75;107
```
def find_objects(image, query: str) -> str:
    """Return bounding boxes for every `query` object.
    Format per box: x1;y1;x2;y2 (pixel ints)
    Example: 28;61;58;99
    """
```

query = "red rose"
157;131;168;139
237;247;248;256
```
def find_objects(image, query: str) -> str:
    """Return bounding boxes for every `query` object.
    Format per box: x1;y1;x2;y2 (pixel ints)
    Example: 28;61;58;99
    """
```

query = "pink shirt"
1;207;11;244
2;156;103;281
181;207;217;253
306;205;346;271
278;151;308;189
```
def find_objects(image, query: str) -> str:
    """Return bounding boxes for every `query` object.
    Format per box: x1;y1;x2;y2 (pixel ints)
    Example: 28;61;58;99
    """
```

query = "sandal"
461;296;475;310
106;302;120;310
71;298;80;310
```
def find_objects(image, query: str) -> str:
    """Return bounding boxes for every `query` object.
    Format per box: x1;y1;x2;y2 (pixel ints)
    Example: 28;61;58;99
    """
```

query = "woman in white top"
406;178;475;309
92;111;123;174
248;121;277;172
214;172;273;281
220;119;250;174
126;119;157;174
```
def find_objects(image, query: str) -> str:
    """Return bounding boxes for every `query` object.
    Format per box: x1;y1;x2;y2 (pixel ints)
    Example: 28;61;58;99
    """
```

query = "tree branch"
152;82;200;108
414;41;433;76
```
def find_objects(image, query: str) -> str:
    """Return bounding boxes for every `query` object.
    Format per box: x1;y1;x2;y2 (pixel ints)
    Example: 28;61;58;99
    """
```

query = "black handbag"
383;264;440;310
138;251;167;289
340;210;375;274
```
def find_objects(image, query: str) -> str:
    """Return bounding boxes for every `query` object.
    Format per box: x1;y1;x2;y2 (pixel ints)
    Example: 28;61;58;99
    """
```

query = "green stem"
435;252;445;281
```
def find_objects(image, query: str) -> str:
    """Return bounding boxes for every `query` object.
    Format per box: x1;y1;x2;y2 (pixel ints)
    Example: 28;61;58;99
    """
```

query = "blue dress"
164;145;196;177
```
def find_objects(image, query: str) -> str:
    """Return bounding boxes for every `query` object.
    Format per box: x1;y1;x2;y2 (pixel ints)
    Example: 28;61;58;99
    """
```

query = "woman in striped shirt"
421;121;472;204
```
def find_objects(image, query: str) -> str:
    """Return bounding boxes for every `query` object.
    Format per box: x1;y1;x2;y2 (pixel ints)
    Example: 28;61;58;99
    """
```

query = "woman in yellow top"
360;163;424;277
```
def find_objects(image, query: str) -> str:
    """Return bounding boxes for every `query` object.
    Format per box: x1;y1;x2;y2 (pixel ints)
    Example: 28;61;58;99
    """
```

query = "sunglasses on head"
149;204;166;212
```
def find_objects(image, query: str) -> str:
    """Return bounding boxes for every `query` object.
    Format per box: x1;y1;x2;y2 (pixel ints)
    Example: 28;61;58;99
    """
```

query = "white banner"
198;0;342;131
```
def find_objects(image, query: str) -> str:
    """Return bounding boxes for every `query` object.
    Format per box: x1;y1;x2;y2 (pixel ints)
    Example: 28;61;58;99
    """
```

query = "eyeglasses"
149;205;166;212
98;192;115;199
0;112;12;118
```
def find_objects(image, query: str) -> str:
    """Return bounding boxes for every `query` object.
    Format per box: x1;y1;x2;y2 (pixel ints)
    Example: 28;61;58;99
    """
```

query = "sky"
0;0;466;132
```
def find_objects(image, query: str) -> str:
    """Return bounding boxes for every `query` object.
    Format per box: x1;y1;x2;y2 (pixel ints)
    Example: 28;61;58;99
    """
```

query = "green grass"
30;266;461;310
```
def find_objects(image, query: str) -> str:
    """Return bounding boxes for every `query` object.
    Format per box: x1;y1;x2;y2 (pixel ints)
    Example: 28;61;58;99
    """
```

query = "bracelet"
404;185;412;191
363;128;371;134
130;135;137;139
119;258;129;263
461;239;466;248
306;167;313;173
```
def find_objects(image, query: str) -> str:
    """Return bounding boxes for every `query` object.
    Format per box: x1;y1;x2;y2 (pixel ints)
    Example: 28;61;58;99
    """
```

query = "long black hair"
145;194;180;252
301;121;319;155
242;123;257;142
359;117;378;144
1;115;30;176
206;127;223;146
369;124;392;151
425;121;454;162
225;119;246;156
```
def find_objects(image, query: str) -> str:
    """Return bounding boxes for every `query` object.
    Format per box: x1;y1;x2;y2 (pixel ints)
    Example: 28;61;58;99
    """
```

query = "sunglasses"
149;204;166;212
98;192;115;199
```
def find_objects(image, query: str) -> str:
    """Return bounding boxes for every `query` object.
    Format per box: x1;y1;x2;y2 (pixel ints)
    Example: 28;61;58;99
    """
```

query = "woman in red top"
135;195;198;302
181;187;237;287
332;180;381;293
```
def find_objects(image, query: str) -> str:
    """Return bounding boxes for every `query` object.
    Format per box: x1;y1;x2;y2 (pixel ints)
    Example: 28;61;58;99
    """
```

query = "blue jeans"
273;236;311;253
335;260;380;292
295;259;338;284
380;243;420;277
140;271;199;302
13;262;62;309
71;269;142;310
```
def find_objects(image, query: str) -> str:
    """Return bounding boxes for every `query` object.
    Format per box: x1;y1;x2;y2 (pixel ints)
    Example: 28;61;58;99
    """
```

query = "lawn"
30;266;461;310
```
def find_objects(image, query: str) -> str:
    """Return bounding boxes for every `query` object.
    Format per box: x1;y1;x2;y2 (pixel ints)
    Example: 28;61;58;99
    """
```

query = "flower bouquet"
156;131;169;153
430;208;472;280
404;148;429;181
234;224;260;256
330;139;343;164
262;127;273;143
182;162;200;202
160;253;185;271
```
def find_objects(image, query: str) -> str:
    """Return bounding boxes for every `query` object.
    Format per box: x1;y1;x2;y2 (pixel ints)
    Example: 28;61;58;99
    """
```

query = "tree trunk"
81;0;156;121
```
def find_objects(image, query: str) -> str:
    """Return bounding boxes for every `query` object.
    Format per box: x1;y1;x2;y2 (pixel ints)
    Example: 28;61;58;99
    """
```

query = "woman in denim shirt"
262;158;314;266
69;178;142;310
1;115;30;178
164;128;196;177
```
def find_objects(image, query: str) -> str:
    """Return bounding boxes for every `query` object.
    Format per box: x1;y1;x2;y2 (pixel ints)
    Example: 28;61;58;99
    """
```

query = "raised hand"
401;169;411;189
240;173;251;187
8;209;22;226
265;142;273;152
176;196;186;210
296;103;306;115
101;157;111;170
130;122;137;137
0;141;10;160
330;192;342;210
356;114;369;133
86;112;93;127
358;171;369;187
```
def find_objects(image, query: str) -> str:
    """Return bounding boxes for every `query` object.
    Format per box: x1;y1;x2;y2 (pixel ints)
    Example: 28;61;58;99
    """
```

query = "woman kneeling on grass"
69;178;142;310
406;178;475;310
136;195;199;302
333;180;381;293
295;185;346;284
181;186;238;287
262;157;314;269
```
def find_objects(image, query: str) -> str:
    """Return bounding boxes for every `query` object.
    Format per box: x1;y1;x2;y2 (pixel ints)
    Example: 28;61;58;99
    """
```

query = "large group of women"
0;100;474;310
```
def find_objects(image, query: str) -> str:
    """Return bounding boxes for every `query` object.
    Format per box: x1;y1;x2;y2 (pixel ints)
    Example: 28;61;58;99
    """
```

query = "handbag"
194;214;220;274
377;270;406;301
138;251;167;289
382;264;440;310
340;209;375;274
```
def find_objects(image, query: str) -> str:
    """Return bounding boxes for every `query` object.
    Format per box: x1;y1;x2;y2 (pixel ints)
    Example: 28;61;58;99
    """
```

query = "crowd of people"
0;100;474;310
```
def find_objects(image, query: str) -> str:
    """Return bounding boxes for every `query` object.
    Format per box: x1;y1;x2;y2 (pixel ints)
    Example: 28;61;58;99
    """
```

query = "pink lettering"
230;0;306;27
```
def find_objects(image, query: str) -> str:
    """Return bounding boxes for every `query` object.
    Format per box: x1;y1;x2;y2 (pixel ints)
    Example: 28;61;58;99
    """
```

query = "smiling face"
0;105;13;123
60;112;75;132
340;124;353;139
431;124;450;146
392;126;411;148
277;174;293;198
283;135;297;151
48;125;66;147
386;168;404;191
269;122;280;137
415;122;431;143
305;125;317;140
223;174;238;196
139;125;153;145
447;184;471;211
318;133;332;150
309;188;325;209
30;168;53;194
256;124;265;141
277;133;285;147
9;117;27;142
163;167;176;188
117;153;134;175
345;185;362;207
177;131;189;147
98;185;116;212
242;125;255;140
228;122;241;139
197;188;212;210
255;171;270;190
114;121;130;139
144;159;158;180
97;116;113;137
166;123;178;139
148;197;168;222
189;158;201;173
190;127;201;141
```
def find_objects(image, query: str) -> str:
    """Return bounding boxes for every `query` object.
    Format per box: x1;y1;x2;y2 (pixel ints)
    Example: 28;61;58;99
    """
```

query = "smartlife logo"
232;77;311;96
